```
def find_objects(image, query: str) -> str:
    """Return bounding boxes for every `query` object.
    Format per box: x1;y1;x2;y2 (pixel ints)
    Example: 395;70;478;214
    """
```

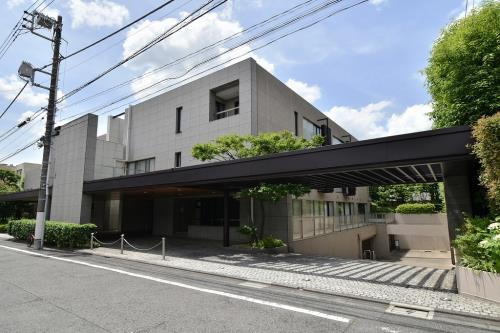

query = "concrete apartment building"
13;58;381;258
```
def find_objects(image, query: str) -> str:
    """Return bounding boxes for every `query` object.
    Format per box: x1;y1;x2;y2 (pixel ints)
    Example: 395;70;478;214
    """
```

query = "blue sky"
0;0;471;165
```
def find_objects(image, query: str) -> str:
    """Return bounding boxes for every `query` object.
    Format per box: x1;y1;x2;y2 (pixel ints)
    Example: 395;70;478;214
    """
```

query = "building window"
126;158;155;175
294;111;298;136
210;80;239;121
174;152;181;168
302;118;321;140
175;106;182;133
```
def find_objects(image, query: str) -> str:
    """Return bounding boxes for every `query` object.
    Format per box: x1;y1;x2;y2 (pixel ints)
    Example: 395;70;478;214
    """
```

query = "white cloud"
6;0;27;9
68;0;129;29
42;7;60;19
285;79;321;104
122;9;274;98
369;0;387;5
0;75;48;107
324;101;432;140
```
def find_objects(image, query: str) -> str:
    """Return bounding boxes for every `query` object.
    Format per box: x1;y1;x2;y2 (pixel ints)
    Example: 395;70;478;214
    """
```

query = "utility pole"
18;12;63;250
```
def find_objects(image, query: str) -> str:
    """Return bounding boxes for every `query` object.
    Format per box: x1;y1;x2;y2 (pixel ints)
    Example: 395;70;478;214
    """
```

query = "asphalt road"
0;239;498;333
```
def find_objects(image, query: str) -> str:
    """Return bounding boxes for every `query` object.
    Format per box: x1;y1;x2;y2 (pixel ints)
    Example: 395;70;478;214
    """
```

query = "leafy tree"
425;1;500;128
471;113;500;212
369;183;443;212
192;131;323;238
0;169;21;193
0;169;22;223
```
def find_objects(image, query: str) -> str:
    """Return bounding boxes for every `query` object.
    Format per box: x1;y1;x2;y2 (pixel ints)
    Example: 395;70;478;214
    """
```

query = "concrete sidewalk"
72;238;500;319
1;233;498;319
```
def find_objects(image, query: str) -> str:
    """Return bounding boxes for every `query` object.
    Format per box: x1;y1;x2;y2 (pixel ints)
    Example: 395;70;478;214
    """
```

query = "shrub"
0;224;7;233
453;216;500;273
395;203;436;214
472;113;500;212
239;224;258;243
252;236;285;249
8;219;97;248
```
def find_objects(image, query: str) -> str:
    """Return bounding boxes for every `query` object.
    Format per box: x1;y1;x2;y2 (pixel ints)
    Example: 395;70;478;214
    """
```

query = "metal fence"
90;233;166;260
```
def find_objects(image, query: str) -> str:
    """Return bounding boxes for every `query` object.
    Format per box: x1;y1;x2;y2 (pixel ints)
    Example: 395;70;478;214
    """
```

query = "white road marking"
238;281;268;289
0;245;350;323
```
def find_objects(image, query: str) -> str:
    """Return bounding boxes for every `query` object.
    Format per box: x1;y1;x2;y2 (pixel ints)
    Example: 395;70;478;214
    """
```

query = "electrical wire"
59;0;227;102
0;81;29;119
57;0;368;126
59;0;349;116
0;137;41;163
61;0;176;60
1;0;368;161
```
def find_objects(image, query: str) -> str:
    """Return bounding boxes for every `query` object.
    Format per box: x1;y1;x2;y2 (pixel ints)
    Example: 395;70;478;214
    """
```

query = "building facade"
22;58;376;258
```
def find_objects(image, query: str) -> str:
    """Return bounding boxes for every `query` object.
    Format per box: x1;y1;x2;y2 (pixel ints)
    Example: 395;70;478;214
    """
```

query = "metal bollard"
162;237;165;260
120;234;124;254
90;233;94;250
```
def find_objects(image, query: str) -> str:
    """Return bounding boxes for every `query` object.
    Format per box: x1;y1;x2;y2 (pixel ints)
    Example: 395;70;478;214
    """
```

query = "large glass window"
126;158;155;175
302;118;321;140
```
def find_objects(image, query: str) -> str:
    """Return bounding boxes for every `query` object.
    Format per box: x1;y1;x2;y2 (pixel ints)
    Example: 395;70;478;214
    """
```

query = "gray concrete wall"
50;114;98;223
254;62;352;140
386;213;450;251
14;163;41;190
94;139;125;179
290;224;377;259
372;224;391;259
124;59;253;170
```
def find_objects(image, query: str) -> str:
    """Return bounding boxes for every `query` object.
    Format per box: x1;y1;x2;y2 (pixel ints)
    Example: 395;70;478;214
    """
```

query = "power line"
58;0;367;125
60;0;321;111
0;137;41;163
61;0;176;61
62;0;196;74
59;0;227;102
2;0;368;158
0;81;29;119
60;0;348;115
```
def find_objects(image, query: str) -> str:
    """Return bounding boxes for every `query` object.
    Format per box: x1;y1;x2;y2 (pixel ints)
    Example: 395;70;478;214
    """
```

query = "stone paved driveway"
74;236;500;319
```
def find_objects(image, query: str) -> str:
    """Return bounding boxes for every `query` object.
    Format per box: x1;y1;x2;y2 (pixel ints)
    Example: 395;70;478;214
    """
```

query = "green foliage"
192;130;324;162
471;113;500;212
453;216;500;273
241;183;310;203
252;236;285;249
8;219;97;248
425;1;500;128
193;131;323;239
239;224;258;243
395;203;437;214
369;183;443;212
0;224;7;233
0;169;21;193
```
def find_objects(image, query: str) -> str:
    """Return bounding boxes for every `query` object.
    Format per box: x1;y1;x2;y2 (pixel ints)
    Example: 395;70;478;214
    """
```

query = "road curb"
77;248;500;324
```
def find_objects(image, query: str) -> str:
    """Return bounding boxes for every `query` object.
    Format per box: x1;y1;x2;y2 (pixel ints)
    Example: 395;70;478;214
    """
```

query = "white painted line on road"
238;281;268;289
0;245;350;323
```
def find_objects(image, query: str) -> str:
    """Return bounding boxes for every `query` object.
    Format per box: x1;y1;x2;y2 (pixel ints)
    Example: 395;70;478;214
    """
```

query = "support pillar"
443;160;473;264
223;190;230;247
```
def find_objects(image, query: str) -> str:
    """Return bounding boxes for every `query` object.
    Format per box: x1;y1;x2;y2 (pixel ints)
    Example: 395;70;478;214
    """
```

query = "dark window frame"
174;151;182;168
175;106;182;134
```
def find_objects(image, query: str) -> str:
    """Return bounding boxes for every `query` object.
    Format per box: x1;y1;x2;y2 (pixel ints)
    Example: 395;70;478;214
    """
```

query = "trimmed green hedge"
0;224;7;233
395;203;437;214
8;219;97;248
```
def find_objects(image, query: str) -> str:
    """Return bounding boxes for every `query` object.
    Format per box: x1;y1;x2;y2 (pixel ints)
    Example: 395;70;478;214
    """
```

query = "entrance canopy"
82;126;472;194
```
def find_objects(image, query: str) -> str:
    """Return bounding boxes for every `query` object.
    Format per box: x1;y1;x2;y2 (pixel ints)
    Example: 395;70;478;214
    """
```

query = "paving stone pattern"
80;241;500;319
